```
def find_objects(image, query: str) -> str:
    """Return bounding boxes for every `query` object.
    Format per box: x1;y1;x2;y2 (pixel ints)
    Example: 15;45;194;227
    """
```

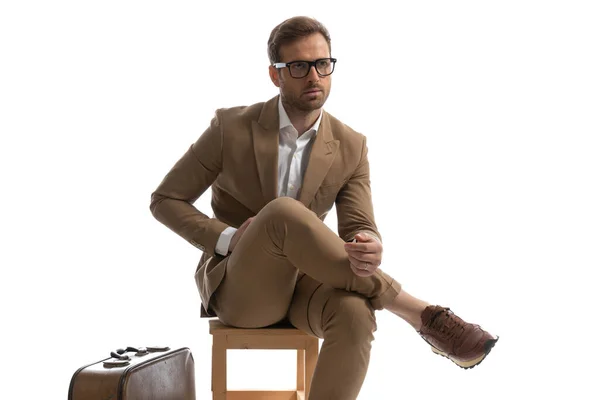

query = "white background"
1;1;599;399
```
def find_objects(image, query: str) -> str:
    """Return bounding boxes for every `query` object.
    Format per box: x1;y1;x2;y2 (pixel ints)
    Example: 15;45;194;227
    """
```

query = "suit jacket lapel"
298;113;339;207
252;96;279;206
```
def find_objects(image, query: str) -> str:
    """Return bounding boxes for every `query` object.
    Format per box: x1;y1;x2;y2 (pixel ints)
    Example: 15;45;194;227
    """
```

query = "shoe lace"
428;308;465;341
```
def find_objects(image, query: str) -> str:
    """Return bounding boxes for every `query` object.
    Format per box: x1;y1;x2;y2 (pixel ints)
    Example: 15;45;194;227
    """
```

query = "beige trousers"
211;197;401;399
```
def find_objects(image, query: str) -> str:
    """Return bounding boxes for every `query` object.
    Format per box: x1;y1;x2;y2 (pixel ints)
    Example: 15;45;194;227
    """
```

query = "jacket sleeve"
149;110;229;257
335;135;382;243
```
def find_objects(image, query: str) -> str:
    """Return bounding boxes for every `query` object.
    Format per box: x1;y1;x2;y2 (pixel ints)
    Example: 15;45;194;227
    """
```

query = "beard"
281;85;330;113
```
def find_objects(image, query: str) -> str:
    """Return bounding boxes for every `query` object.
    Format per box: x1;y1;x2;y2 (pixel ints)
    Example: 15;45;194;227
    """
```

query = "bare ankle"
385;290;430;331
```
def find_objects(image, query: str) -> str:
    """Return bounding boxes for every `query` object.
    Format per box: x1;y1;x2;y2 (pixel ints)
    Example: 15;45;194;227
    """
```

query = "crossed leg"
210;197;497;399
211;197;401;328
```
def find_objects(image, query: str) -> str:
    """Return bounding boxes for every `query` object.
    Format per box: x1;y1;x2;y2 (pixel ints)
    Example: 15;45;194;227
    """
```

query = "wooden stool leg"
304;338;319;399
212;335;227;400
297;349;305;392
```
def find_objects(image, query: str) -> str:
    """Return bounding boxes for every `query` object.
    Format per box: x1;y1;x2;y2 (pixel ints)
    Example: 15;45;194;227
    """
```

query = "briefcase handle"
110;346;148;360
104;346;171;368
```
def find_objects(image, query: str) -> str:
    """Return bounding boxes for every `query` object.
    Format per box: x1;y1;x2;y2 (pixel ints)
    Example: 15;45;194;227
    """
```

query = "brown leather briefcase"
68;346;195;400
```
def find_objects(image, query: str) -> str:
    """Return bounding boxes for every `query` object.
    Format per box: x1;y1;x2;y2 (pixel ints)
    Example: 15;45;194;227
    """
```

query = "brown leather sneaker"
418;305;498;369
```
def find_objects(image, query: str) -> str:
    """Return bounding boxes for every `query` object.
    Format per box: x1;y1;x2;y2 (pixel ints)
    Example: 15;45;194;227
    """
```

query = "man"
150;16;498;399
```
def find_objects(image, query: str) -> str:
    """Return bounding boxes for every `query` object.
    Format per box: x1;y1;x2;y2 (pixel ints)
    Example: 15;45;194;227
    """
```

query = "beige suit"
150;95;401;399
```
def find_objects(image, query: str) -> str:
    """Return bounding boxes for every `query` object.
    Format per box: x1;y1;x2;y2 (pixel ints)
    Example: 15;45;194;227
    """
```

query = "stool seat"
209;319;319;400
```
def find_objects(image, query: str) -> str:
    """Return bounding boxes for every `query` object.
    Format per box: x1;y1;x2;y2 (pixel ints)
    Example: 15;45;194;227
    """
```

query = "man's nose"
306;64;320;81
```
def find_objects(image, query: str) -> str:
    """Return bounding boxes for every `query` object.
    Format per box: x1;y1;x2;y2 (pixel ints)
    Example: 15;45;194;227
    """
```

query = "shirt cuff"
215;226;237;256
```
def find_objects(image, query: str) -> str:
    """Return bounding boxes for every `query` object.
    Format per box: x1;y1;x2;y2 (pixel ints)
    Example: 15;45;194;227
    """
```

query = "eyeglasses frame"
272;57;337;79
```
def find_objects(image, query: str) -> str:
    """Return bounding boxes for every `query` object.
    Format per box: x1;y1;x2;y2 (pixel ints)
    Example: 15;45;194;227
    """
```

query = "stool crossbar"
209;319;319;400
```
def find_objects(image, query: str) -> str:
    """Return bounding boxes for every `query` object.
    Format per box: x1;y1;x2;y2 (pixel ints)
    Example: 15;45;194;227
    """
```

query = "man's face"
269;33;332;113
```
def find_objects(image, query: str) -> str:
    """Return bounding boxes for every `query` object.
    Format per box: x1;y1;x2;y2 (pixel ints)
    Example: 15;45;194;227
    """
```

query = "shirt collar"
278;96;322;137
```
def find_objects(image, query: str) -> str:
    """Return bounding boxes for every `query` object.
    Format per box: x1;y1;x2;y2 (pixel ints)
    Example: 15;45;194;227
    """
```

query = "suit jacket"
150;95;381;317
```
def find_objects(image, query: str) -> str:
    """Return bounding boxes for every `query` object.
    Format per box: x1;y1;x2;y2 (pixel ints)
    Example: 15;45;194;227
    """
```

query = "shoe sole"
429;336;499;369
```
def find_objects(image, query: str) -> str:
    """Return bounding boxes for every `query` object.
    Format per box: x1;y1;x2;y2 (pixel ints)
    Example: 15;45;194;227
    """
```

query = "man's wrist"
357;231;381;243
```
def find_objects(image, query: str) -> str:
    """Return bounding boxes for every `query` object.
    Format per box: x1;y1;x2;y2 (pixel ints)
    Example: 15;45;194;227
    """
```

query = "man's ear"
269;65;281;88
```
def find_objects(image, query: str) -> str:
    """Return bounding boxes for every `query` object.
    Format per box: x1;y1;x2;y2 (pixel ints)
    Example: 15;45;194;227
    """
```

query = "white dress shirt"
214;98;323;256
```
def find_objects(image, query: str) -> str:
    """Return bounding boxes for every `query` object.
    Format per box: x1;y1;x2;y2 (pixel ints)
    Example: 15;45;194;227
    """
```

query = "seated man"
150;15;498;400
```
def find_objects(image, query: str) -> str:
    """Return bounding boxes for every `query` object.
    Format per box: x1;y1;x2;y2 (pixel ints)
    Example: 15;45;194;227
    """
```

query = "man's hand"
344;232;383;277
228;217;254;253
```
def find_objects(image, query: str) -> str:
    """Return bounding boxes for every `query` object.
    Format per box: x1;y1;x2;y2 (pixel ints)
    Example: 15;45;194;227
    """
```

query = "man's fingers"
347;251;378;264
344;242;378;253
350;257;380;269
345;234;383;273
346;244;382;267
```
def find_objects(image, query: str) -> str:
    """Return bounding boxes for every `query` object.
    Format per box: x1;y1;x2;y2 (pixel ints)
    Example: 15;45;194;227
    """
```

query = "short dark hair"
267;16;332;64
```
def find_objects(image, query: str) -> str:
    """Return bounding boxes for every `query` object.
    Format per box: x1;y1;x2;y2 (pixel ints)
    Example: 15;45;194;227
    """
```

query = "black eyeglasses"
273;58;337;79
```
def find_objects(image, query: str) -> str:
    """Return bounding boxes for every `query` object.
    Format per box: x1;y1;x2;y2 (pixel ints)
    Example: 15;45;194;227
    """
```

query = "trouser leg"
211;197;400;328
288;275;376;400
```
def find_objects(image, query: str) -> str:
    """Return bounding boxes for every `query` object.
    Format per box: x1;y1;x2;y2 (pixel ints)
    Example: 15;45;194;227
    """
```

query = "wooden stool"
209;319;319;400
